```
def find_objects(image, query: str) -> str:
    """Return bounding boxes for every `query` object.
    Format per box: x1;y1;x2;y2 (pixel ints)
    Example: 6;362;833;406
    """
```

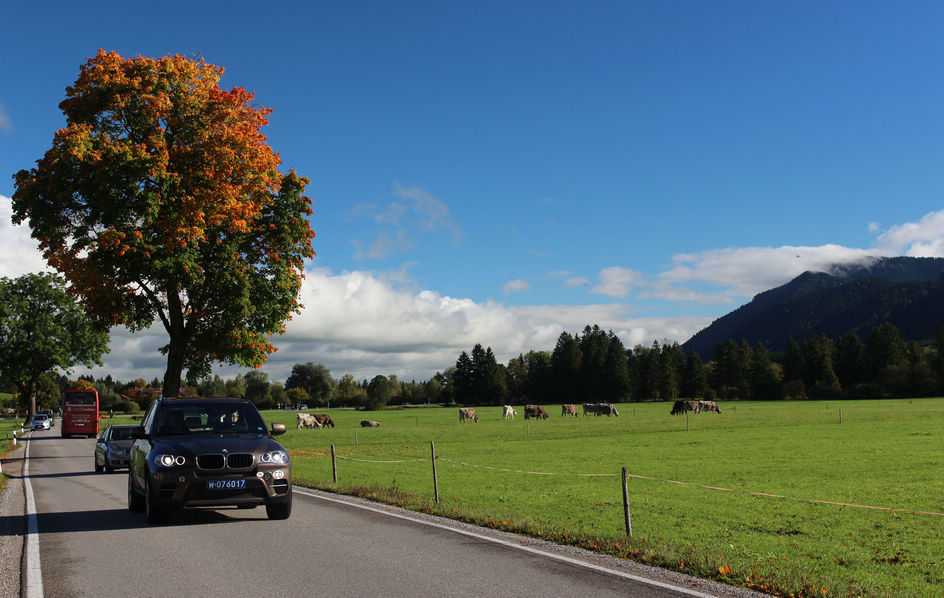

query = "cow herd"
670;400;721;415
295;400;721;430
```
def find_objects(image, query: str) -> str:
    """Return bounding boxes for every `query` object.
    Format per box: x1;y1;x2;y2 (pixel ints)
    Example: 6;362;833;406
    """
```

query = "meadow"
1;399;940;596
270;400;944;598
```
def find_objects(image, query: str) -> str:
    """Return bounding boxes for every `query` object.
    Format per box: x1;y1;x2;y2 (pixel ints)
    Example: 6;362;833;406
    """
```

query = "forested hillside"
682;256;944;357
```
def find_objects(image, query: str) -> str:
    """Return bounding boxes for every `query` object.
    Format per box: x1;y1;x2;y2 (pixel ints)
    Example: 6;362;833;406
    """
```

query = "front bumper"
149;466;292;509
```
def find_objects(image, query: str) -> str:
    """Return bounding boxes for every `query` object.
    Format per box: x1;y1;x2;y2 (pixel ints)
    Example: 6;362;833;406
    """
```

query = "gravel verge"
0;442;26;598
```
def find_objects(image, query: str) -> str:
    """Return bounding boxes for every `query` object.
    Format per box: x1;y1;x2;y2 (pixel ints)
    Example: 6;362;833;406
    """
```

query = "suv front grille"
227;453;254;469
197;454;225;470
195;453;254;470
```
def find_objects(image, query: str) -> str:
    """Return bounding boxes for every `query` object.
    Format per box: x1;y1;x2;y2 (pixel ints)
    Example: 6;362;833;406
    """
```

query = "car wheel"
265;494;292;520
95;457;103;473
144;475;168;524
128;472;144;513
105;464;114;473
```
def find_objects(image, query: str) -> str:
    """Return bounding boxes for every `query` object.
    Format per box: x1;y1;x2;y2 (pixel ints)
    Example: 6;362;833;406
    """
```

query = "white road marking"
293;487;720;598
24;432;44;598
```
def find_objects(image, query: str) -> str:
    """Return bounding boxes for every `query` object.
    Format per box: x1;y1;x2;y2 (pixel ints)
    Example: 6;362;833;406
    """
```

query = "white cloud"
38;207;944;384
874;210;944;257
0;195;54;278
503;279;530;294
75;268;714;384
659;245;875;299
591;266;644;298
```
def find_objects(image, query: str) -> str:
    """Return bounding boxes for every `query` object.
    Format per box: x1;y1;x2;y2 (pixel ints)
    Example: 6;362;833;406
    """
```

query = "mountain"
681;257;944;358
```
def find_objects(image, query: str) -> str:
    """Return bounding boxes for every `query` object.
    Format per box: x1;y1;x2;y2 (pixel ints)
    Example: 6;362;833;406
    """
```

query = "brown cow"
523;405;548;420
312;413;335;427
458;407;479;423
297;412;322;429
561;404;578;417
697;400;721;414
360;420;381;427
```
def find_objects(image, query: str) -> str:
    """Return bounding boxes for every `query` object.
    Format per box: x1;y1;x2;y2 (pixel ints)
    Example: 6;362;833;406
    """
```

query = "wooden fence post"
331;444;338;483
839;408;843;424
355;426;358;445
622;467;632;537
431;440;440;503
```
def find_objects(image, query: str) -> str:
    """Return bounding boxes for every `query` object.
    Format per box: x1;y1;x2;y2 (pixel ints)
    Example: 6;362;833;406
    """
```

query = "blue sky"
2;1;944;383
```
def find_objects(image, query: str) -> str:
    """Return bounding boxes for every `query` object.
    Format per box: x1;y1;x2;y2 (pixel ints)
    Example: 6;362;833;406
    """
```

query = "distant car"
128;397;292;524
39;410;55;426
31;414;51;430
95;424;136;472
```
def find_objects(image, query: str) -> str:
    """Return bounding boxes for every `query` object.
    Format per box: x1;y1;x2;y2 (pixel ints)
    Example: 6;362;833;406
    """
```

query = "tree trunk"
162;283;186;398
163;345;184;398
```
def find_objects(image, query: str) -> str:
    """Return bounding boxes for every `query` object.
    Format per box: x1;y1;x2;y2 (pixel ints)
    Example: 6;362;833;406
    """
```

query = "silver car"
95;425;136;472
31;414;51;430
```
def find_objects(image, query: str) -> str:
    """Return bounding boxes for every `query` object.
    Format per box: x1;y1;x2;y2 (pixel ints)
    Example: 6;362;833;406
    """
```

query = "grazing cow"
458;407;479;423
502;405;518;420
312;413;335;428
561;404;579;417
584;402;619;416
670;400;701;415
523;405;549;420
360;420;381;427
297;412;322;429
697;400;722;414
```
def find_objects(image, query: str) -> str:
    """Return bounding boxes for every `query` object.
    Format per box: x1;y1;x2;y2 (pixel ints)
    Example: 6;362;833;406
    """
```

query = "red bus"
61;389;99;438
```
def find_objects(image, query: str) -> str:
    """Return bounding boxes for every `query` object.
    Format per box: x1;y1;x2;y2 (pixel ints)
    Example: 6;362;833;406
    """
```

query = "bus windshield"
63;392;97;405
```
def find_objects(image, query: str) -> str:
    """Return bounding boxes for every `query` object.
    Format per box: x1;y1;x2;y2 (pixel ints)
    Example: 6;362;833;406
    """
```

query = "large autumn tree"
12;50;315;397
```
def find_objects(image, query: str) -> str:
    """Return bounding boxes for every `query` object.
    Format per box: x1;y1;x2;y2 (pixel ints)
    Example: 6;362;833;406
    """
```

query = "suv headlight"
154;454;186;468
259;450;289;465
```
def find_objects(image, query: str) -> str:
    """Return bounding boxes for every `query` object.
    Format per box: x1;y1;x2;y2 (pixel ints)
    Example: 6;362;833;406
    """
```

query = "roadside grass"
0;418;27;492
266;400;944;597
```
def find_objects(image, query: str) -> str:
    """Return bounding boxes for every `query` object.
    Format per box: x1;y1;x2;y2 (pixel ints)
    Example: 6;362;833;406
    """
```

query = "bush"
123;401;140;414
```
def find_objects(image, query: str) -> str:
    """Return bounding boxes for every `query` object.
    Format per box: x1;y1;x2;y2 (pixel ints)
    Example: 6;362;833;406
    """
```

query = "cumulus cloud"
44;207;944;384
874;210;944;257
75;268;714;383
0;195;54;277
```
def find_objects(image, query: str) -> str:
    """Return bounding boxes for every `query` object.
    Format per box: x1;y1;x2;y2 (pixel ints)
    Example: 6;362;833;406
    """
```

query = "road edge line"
293;487;719;598
23;432;43;598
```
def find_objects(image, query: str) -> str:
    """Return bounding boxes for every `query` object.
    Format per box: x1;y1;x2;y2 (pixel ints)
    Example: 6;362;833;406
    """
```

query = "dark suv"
128;397;292;523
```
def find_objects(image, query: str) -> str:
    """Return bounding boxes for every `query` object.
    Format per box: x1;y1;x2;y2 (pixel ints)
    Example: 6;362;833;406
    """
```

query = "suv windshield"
154;403;265;435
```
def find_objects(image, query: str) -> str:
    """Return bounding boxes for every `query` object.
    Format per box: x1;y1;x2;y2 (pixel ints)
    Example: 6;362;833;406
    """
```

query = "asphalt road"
6;427;764;598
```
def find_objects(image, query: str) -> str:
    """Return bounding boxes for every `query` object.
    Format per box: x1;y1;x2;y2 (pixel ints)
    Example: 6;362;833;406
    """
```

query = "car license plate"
207;479;247;490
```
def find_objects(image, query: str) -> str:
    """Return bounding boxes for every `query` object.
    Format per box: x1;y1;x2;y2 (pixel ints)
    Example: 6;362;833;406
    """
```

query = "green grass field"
266;400;944;598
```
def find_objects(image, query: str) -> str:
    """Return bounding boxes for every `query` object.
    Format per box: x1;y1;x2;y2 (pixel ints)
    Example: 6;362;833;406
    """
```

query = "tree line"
6;321;943;416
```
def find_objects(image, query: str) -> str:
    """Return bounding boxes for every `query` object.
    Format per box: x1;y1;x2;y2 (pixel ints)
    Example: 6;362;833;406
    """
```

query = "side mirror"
270;422;286;436
130;426;147;439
